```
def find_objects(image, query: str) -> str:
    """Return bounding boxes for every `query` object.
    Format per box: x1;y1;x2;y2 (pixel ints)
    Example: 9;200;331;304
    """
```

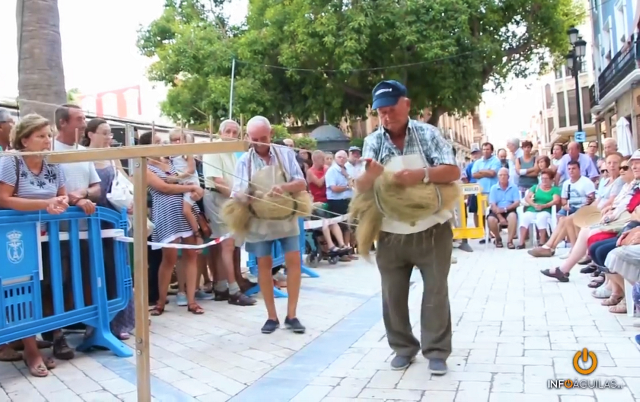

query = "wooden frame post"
132;157;150;402
3;140;247;402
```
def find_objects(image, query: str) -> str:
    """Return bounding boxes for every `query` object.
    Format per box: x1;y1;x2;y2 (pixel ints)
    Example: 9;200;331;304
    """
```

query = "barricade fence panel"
0;206;133;357
453;183;486;240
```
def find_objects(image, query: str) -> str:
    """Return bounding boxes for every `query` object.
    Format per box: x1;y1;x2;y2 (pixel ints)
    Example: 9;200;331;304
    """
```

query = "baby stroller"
304;208;351;266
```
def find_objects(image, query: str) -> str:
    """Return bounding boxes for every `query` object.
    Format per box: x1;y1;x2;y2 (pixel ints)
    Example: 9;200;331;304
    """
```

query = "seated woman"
529;155;620;258
306;150;350;254
517;169;560;248
0;114;67;377
540;154;634;283
602;224;640;314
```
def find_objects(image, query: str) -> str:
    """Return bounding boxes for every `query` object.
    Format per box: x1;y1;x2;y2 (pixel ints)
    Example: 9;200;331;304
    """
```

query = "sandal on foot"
609;298;627;314
0;345;22;362
540;267;569;282
601;295;623;306
507;241;515;249
187;303;204;315
149;304;165;316
23;356;48;378
43;356;56;370
495;239;504;248
516;243;526;249
588;277;605;288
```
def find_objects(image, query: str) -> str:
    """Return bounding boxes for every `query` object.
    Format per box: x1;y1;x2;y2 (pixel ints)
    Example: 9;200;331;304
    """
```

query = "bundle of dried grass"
222;191;313;237
349;172;461;259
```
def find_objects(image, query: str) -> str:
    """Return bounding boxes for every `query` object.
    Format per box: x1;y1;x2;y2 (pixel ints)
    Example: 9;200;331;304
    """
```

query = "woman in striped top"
0;114;67;377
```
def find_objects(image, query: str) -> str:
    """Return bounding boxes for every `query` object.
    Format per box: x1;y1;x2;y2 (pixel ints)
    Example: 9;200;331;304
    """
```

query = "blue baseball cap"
371;80;407;110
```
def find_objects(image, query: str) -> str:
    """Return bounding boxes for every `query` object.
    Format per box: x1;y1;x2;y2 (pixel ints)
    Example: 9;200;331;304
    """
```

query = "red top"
308;166;328;202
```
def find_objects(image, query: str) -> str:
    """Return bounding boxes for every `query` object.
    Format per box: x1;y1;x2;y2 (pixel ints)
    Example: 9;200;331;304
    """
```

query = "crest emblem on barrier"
6;230;24;264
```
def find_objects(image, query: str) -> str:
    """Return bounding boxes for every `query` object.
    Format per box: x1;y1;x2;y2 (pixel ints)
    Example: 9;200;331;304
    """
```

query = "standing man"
232;116;307;334
497;148;509;169
49;104;100;360
506;138;523;187
346;146;364;178
357;80;460;374
0;108;14;151
202;120;256;306
555;141;599;185
471;142;501;244
586;141;600;166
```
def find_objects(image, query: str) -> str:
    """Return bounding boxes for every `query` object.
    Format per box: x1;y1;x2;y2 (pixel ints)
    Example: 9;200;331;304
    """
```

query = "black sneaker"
214;289;230;301
261;319;280;334
429;358;448;375
284;317;306;334
390;355;414;370
53;335;75;360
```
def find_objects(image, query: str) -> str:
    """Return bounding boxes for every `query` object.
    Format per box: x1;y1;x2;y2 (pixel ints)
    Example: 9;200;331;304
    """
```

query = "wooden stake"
209;116;214;142
132;157;151;402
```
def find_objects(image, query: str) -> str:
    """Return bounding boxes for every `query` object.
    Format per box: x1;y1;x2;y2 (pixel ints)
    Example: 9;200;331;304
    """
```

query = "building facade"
538;11;597;151
590;0;640;148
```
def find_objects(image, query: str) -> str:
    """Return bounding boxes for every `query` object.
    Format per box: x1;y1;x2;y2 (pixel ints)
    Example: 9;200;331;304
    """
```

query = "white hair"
218;119;239;133
507;138;520;147
335;150;347;158
246;116;271;132
498;167;509;176
603;138;617;148
0;108;11;123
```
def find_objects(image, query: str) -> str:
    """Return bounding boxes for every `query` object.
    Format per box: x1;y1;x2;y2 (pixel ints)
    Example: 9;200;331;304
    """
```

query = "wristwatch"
423;167;430;184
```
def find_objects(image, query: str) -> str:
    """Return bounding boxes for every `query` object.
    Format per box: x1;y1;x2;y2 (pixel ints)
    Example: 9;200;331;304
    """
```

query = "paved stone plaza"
2;243;640;401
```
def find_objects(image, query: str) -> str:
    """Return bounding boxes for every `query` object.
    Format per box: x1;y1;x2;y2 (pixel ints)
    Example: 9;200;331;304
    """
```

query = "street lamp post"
565;27;588;134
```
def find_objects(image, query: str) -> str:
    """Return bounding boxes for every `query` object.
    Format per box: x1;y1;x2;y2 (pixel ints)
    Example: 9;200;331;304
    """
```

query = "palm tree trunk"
16;0;66;120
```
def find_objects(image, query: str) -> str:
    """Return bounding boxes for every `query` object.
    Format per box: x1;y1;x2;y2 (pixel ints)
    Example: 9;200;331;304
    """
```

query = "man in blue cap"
356;80;459;374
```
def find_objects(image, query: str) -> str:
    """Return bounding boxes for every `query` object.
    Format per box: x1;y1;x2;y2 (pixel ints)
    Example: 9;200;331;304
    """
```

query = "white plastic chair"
625;281;635;317
516;204;557;248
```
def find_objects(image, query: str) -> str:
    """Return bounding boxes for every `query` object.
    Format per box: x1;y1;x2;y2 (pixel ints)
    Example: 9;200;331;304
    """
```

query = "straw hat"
572;204;602;228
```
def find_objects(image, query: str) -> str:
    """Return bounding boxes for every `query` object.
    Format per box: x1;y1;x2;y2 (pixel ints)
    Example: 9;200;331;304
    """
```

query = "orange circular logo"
573;348;597;375
564;379;574;388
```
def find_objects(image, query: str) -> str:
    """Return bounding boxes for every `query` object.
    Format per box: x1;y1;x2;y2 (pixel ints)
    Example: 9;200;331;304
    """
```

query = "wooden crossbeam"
0;141;248;163
0;140;248;402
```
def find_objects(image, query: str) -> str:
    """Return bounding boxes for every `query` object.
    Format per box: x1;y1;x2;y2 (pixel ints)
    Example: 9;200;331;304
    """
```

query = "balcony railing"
598;36;640;100
589;84;597;107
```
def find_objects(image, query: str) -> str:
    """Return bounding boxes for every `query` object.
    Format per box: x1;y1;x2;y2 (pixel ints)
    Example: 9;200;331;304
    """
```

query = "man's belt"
206;187;220;194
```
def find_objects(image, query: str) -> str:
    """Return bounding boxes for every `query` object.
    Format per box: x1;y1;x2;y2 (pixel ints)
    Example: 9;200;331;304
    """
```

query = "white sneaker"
557;250;570;259
592;286;612;299
451;256;458;264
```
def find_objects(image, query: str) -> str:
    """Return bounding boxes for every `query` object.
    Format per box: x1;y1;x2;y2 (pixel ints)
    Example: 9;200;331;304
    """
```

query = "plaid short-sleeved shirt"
362;120;457;168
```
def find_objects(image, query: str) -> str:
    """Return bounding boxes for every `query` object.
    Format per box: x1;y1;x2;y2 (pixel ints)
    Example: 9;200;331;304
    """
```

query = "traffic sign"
574;131;586;142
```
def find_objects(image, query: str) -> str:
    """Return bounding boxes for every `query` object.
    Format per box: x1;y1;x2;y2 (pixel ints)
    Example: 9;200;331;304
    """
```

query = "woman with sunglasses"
540;154;633;284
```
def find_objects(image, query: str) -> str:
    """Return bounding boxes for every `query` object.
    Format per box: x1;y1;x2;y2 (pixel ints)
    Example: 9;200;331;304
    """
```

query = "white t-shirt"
53;141;101;192
561;176;596;209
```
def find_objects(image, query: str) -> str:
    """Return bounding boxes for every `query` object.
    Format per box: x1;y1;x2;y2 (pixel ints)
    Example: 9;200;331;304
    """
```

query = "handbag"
106;162;155;233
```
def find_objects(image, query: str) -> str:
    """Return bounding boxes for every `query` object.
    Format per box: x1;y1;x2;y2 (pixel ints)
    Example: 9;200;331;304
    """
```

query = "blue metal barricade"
0;206;133;357
245;218;319;299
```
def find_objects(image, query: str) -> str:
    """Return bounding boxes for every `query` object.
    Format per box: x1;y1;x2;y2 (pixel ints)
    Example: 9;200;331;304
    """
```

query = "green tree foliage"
294;136;317;150
138;0;583;126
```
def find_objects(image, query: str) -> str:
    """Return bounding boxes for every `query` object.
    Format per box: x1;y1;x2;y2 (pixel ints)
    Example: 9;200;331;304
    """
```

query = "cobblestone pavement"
2;242;640;401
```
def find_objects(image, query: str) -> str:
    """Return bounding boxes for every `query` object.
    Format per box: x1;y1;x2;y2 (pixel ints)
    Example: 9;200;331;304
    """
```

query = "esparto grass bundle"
349;172;461;259
222;191;313;237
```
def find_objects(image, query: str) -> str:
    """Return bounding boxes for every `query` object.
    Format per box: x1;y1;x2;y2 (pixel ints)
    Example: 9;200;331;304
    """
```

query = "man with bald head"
555;141;599;185
325;150;355;252
232;116;307;334
487;168;520;248
203;120;256;306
